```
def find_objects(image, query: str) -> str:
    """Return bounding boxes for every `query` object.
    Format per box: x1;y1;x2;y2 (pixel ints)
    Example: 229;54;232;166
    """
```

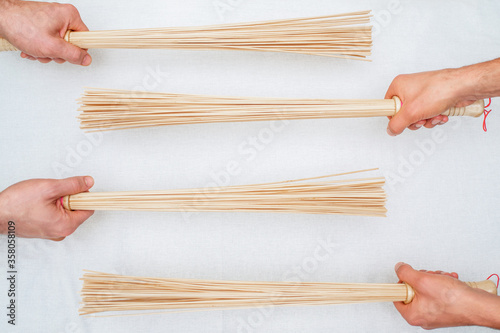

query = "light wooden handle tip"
404;282;415;304
443;100;485;118
392;96;402;114
393;96;485;118
62;196;72;210
0;38;18;52
466;280;498;295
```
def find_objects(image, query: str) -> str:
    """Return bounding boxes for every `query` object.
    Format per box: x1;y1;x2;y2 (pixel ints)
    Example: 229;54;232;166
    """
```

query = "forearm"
470;291;500;329
0;191;10;234
0;0;17;38
454;58;500;101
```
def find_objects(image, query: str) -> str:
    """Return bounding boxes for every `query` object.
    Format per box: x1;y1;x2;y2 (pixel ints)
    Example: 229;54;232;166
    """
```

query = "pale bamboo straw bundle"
62;169;387;217
79;270;497;316
77;88;486;132
0;11;372;59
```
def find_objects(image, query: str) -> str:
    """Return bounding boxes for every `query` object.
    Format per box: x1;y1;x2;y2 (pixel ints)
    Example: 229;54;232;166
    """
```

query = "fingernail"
438;121;446;125
415;123;423;128
82;54;91;66
387;127;396;136
431;118;440;125
395;262;405;271
84;176;94;187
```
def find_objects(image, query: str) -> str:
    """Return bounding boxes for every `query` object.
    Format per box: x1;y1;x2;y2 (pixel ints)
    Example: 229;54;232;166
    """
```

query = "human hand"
0;0;91;65
0;176;95;241
385;69;476;136
394;262;498;329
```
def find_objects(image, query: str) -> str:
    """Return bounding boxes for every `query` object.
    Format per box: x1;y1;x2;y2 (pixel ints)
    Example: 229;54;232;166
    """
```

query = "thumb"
387;103;417;136
395;262;423;287
51;38;92;66
53;176;94;198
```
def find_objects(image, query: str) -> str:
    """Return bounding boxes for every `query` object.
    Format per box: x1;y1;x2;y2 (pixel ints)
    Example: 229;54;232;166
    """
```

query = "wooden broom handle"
404;280;498;304
62;195;71;210
0;31;73;52
393;96;485;118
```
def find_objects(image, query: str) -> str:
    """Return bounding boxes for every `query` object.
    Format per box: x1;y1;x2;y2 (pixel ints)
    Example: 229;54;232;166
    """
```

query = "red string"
487;274;500;288
483;98;492;132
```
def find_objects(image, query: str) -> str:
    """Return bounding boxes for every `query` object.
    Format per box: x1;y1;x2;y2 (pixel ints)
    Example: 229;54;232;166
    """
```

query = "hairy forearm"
470;291;500;329
454;58;500;101
0;0;17;37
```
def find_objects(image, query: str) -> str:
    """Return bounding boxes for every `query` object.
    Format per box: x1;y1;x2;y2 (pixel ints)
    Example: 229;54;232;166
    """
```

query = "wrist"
451;65;482;101
453;59;500;102
0;0;17;37
434;67;476;104
466;289;500;328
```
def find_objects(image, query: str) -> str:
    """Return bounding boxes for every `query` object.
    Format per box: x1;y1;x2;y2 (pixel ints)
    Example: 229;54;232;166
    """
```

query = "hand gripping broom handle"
403;280;497;304
1;31;73;51
392;96;485;118
0;31;73;52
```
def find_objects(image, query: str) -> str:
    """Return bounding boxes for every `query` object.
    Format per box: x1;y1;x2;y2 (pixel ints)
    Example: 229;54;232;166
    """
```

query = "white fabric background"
1;0;500;332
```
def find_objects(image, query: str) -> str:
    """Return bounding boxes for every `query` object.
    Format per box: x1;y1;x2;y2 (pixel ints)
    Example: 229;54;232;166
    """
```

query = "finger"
27;56;36;61
67;210;94;232
395;262;423;287
37;58;53;64
46;37;92;66
50;237;66;242
20;52;28;58
409;120;426;131
384;78;400;100
438;115;449;125
53;176;94;198
424;116;445;129
451;272;459;279
387;104;419;136
53;58;66;64
65;4;89;32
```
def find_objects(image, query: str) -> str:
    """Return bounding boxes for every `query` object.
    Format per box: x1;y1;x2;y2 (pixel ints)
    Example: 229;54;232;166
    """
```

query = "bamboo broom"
0;11;372;59
76;88;485;132
61;169;386;217
79;270;498;316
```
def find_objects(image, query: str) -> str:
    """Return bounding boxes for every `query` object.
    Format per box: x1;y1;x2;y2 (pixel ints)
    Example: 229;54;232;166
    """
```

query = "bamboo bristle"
77;88;395;132
65;169;387;217
67;11;371;59
79;270;407;316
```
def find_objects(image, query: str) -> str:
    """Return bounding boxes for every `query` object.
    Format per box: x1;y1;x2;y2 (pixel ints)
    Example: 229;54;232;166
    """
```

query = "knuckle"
394;74;408;83
65;178;81;193
67;47;83;63
63;3;78;14
43;184;60;199
415;274;432;290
